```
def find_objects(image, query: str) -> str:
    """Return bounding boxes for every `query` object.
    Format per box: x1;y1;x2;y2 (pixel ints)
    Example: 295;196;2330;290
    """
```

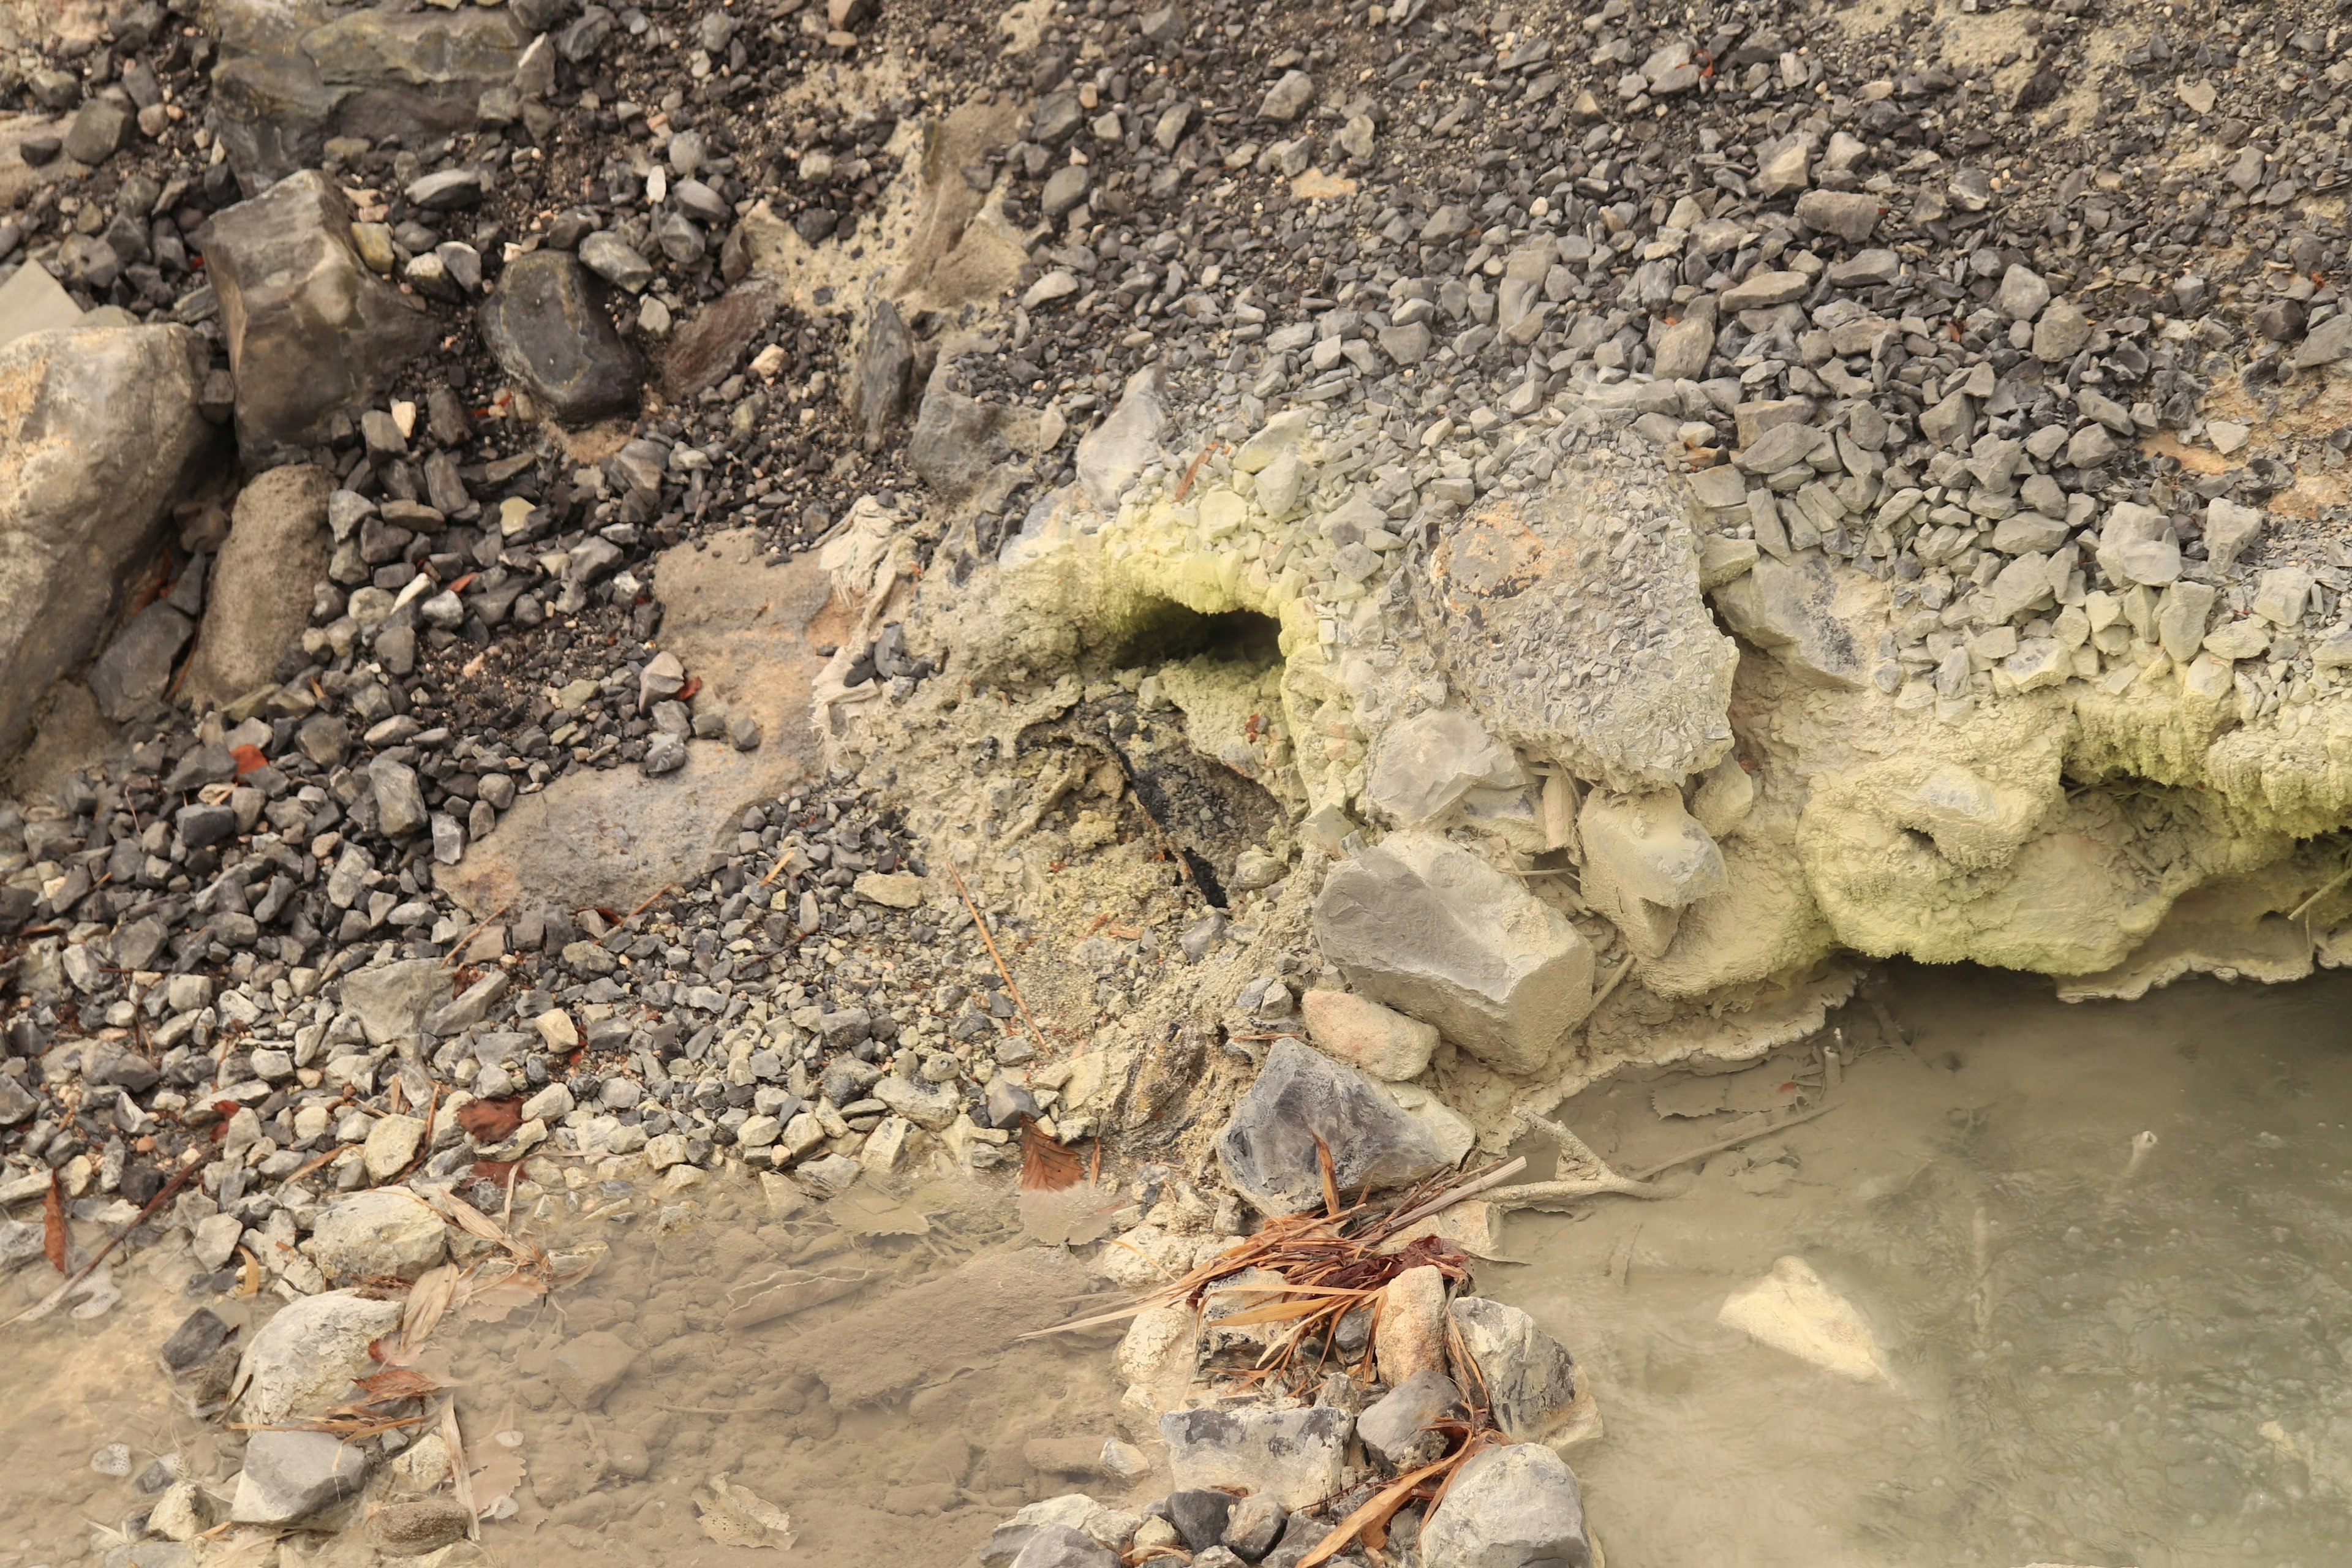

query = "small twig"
1002;758;1084;846
625;882;677;922
1172;442;1223;502
1588;953;1636;1016
1626;1101;1839;1183
437;902;514;968
3;1150;214;1329
442;1400;477;1536
1376;1156;1527;1235
389;1083;443;1186
2288;858;2352;922
943;859;1050;1053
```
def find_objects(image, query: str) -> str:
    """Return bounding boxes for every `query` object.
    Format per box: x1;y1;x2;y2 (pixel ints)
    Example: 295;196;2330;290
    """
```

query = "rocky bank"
6;0;2352;1561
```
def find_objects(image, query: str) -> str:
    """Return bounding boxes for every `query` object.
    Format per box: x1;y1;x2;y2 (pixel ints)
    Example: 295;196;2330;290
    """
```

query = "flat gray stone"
1259;70;1314;123
1450;1296;1594;1446
0;258;82;348
1161;1405;1350;1510
481;249;644;424
88;601;195;721
1711;551;1868;689
1364;707;1521;825
1357;1369;1463;1470
1721;268;1808;311
230;1430;369;1526
2033;299;2092;361
549;1329;637;1409
1075;365;1164;508
1997;264;2051;322
1792;189;1880;243
62;98;132;165
339;958;448;1046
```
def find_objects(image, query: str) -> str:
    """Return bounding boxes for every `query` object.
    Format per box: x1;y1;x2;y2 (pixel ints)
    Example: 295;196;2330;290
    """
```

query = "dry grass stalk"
1022;1158;1518;1405
943;858;1052;1052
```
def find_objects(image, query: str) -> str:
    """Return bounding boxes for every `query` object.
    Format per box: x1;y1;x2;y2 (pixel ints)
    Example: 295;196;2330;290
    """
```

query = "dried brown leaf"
696;1475;795;1550
456;1274;546;1323
1019;1118;1084;1191
827;1186;929;1236
354;1366;453;1401
441;1403;475;1527
401;1264;459;1353
1017;1177;1125;1246
469;1421;525;1519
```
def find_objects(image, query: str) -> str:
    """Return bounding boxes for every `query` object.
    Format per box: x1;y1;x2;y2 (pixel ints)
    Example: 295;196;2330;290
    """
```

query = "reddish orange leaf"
354;1366;453;1401
456;1098;524;1144
1020;1118;1084;1192
677;676;703;702
230;744;268;775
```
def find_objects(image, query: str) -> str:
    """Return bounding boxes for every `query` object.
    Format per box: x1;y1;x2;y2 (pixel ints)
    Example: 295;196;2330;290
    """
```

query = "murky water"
10;966;2352;1568
0;1174;1146;1568
1498;965;2352;1568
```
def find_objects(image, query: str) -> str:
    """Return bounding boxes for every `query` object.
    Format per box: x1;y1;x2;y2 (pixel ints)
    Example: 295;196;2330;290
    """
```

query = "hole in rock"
1098;603;1283;673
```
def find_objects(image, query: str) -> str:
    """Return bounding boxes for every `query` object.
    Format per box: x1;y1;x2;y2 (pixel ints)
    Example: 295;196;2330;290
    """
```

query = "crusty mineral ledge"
889;386;2352;1120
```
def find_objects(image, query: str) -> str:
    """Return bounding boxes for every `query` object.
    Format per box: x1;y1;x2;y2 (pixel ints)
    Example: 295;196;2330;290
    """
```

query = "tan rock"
1302;989;1439;1080
1375;1264;1450;1385
183;464;334;708
361;1114;426;1183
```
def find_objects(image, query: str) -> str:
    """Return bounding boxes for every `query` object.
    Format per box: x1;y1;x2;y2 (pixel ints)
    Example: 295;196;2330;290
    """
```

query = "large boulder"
1414;434;1739;791
1419;1443;1591;1568
210;0;527;189
183;464;334;708
1216;1038;1453;1216
1313;832;1594;1074
195;170;437;456
0;325;209;760
233;1289;404;1427
480;250;644;425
